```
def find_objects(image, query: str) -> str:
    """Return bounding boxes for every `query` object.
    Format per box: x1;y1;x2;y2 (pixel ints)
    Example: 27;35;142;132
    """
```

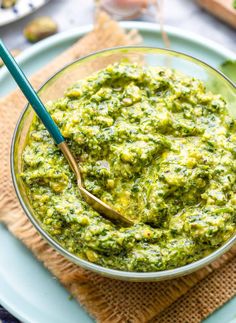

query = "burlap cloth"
0;13;236;323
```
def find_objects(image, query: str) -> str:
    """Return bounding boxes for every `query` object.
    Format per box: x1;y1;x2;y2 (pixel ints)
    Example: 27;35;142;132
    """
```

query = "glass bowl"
11;46;236;281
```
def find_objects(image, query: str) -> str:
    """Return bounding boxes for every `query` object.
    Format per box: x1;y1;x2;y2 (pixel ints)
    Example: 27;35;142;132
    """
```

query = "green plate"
0;22;236;323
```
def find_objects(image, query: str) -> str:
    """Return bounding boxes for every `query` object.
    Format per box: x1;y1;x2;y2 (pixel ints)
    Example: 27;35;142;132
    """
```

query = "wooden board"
198;0;236;28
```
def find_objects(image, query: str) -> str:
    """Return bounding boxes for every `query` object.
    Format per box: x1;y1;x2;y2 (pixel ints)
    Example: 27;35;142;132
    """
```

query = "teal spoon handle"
0;39;64;145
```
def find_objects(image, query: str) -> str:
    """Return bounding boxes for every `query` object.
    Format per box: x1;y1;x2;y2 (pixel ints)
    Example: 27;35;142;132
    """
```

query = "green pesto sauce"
22;63;236;272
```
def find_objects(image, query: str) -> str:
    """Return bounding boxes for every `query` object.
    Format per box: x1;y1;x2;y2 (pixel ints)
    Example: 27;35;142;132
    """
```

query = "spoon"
0;39;133;227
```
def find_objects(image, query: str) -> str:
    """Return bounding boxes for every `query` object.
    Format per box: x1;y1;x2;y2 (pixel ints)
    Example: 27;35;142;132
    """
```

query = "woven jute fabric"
0;12;235;323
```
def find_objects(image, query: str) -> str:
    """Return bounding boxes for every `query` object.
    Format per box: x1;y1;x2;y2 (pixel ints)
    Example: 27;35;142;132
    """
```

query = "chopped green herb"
220;60;236;84
22;63;236;272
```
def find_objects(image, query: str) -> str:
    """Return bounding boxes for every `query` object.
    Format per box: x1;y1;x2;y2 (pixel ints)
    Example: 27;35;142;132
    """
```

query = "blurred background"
0;0;235;52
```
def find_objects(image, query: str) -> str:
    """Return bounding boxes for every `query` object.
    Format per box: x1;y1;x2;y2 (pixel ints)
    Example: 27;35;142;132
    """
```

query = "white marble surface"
0;0;235;52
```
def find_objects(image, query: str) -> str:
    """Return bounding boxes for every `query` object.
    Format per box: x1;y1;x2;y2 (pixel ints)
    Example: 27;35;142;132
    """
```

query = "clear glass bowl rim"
11;46;236;281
